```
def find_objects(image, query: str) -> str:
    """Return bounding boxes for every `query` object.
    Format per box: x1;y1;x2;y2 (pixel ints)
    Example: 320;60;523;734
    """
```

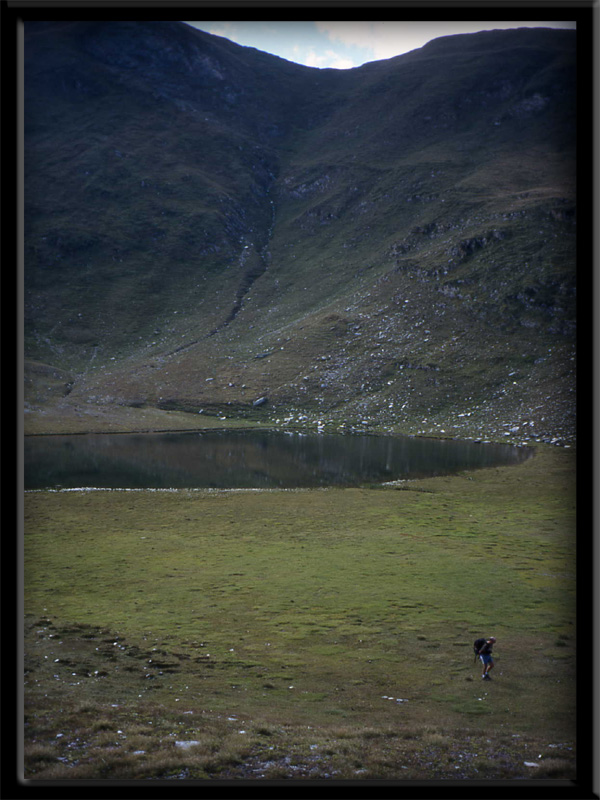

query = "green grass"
23;443;576;780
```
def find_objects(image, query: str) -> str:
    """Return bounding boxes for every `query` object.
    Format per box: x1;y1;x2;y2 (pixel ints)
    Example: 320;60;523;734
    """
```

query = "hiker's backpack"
473;638;486;657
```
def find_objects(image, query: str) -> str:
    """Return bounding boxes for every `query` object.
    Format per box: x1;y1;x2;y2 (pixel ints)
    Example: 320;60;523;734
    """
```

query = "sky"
183;20;576;70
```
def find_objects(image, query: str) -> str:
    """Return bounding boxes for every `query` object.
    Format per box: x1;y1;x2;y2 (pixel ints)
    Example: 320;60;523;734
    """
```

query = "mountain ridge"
24;21;577;444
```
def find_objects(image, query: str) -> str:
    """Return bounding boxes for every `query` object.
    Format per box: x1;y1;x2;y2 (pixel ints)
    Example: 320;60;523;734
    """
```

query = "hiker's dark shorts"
480;654;493;664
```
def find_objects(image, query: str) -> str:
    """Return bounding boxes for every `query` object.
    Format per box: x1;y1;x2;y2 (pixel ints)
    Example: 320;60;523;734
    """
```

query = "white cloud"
304;48;355;69
328;55;356;70
316;21;396;59
304;49;325;68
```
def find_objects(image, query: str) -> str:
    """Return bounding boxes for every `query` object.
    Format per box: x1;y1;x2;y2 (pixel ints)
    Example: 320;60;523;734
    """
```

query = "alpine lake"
24;429;533;490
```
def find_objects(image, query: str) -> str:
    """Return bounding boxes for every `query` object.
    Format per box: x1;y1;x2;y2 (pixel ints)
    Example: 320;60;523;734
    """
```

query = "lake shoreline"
23;396;563;447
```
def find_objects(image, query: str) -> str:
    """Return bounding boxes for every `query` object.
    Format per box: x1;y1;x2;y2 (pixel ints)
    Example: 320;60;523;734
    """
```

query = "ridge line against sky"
183;20;576;70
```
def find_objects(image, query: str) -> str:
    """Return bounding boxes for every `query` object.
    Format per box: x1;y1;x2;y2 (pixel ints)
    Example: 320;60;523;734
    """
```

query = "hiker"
477;637;496;680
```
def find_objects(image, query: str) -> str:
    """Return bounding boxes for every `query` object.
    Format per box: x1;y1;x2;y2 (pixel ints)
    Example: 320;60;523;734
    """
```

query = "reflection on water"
24;430;533;490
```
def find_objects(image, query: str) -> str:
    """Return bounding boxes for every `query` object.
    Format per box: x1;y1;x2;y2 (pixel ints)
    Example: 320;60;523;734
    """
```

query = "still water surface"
24;430;533;490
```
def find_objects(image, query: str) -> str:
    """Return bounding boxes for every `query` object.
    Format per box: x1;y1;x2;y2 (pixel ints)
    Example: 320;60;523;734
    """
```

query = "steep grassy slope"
24;21;306;360
24;22;577;443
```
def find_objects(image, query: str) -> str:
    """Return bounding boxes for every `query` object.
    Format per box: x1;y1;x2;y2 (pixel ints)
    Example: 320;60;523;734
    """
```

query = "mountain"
24;21;578;443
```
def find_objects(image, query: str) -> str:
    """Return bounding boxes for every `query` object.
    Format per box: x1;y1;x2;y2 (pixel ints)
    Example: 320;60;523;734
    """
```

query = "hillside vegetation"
24;22;576;442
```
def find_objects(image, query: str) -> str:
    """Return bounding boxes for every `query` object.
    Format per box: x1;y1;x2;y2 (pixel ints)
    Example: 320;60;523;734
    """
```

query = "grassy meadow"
22;440;578;781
